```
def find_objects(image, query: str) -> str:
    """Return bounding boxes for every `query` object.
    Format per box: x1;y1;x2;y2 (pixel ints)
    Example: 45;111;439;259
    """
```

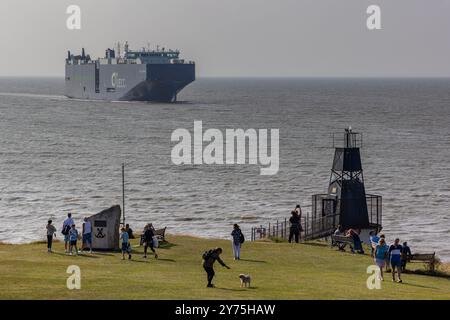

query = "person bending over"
202;247;230;288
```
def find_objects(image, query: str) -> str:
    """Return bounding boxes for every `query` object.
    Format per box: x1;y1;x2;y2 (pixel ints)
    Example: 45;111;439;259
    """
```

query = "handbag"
152;236;159;248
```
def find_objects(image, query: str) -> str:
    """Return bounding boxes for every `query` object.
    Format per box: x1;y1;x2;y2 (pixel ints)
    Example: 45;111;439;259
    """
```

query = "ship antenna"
124;41;129;55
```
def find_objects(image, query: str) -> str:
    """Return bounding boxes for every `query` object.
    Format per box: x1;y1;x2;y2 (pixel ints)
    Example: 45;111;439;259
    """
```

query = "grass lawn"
0;235;448;299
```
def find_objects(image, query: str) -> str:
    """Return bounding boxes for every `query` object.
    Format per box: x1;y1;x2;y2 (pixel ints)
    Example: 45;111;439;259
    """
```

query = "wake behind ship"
65;42;195;102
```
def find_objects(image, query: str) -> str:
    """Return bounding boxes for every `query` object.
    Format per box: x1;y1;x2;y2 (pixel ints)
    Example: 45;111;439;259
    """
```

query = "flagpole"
122;163;125;226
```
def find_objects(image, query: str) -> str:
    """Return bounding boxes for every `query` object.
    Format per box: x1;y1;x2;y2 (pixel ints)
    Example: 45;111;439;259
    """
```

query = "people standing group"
373;232;412;283
45;213;93;255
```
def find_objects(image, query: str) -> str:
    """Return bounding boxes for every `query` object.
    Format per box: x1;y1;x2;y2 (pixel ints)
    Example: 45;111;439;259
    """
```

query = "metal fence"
250;194;382;242
250;213;338;242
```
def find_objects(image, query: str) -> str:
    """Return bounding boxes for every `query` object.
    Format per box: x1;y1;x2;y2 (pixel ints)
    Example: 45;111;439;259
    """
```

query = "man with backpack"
202;247;230;288
142;224;158;259
231;224;244;260
62;213;74;253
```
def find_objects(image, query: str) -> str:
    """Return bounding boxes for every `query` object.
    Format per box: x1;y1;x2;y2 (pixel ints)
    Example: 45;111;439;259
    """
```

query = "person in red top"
346;228;364;254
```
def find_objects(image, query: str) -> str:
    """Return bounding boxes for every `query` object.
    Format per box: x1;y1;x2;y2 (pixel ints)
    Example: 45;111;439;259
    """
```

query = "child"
120;227;131;260
46;220;57;253
69;224;79;256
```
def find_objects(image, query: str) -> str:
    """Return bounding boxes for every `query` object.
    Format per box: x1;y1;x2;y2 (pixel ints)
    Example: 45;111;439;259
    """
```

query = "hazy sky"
1;0;450;77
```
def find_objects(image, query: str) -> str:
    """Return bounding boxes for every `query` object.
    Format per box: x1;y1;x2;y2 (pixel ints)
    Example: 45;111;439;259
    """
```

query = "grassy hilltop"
0;235;449;300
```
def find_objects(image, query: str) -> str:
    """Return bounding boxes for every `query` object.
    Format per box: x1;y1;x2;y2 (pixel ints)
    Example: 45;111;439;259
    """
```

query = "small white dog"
239;274;251;288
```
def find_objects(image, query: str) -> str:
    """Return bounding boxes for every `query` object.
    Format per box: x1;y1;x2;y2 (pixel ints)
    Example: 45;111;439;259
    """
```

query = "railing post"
306;212;309;240
276;220;279;238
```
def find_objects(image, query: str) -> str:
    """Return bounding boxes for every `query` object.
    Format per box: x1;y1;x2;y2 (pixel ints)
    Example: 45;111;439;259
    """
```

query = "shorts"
122;242;129;252
64;234;70;242
70;240;77;246
83;233;92;244
390;259;401;267
375;258;385;268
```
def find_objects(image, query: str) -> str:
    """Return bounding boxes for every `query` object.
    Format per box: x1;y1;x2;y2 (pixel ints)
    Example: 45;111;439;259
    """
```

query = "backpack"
239;232;245;244
202;249;214;260
62;224;71;235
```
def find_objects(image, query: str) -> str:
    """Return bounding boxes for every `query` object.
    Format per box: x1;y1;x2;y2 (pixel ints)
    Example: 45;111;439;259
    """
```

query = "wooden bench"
154;227;167;242
139;226;167;246
331;234;354;252
406;252;436;272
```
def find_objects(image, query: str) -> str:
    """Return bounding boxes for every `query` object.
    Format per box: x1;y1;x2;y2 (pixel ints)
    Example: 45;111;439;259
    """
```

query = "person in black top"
202;247;230;288
142;224;158;259
289;211;302;243
125;224;135;239
401;241;412;272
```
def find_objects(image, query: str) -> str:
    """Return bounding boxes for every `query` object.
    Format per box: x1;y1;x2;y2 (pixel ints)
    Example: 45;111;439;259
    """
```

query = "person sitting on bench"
346;228;364;254
334;225;344;236
333;225;346;251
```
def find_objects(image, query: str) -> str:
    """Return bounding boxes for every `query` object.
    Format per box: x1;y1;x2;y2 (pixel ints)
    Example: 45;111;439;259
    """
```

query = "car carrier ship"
65;42;195;102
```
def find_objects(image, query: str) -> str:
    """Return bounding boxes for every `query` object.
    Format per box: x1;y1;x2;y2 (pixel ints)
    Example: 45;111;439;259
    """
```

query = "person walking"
389;238;403;283
401;241;412;272
231;224;244;260
46;219;56;253
120;227;131;260
288;211;301;243
374;237;388;281
82;217;92;253
142;224;158;259
62;213;74;253
202;247;230;288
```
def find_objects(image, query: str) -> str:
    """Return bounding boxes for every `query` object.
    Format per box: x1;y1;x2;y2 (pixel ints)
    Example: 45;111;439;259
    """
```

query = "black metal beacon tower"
309;127;382;239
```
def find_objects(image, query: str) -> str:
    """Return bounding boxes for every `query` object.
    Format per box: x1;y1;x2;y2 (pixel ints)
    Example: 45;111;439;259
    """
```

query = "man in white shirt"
62;213;75;253
82;217;93;253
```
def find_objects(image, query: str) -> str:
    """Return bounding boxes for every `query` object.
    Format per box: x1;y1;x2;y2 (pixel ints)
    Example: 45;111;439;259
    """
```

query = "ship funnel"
67;50;71;60
81;48;85;59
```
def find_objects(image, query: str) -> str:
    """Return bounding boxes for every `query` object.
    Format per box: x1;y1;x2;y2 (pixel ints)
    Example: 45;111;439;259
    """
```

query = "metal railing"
250;213;337;242
250;194;382;242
